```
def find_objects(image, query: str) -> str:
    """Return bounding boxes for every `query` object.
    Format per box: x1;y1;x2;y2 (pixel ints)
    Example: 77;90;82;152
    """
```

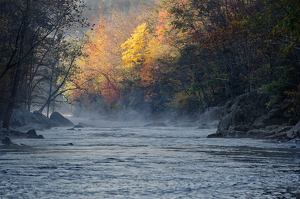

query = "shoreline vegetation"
1;91;300;145
1;0;300;145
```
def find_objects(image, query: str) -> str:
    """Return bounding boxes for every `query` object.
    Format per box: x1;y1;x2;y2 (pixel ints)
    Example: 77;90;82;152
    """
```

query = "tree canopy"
1;0;300;125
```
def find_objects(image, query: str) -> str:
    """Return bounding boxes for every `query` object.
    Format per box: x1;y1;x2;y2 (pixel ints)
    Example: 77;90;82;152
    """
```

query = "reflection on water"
0;120;300;198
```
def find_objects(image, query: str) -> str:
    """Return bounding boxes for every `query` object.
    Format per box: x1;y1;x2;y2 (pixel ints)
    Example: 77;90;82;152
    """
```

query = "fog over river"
0;118;300;198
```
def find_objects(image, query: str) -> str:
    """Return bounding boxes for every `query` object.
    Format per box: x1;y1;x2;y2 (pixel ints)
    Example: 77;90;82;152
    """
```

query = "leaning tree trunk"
46;63;55;118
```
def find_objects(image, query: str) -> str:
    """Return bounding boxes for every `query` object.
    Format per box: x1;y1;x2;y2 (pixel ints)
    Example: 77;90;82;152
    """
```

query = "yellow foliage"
121;23;149;68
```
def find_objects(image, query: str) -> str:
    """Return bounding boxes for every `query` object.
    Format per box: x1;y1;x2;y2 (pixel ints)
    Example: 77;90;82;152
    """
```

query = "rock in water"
31;111;56;129
10;109;26;127
286;121;300;139
144;123;167;127
77;122;96;127
74;124;84;128
207;91;294;139
26;129;44;139
2;137;13;145
50;112;74;127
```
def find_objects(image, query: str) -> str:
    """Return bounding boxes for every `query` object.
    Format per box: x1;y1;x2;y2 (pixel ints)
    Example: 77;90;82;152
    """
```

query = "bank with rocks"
0;109;74;144
207;91;300;142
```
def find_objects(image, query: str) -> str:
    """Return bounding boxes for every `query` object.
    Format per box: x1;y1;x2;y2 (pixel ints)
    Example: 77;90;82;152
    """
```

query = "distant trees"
66;0;300;117
2;0;299;124
157;0;300;114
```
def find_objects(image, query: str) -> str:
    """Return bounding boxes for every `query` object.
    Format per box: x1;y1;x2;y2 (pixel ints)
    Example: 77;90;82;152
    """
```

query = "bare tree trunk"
47;63;55;118
39;44;81;113
210;84;216;106
200;87;209;109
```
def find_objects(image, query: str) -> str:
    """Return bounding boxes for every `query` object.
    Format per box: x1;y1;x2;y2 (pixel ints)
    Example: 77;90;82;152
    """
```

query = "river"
0;118;300;198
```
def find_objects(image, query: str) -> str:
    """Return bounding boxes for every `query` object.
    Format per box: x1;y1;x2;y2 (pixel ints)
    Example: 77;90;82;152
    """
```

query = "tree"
1;0;87;129
38;37;83;117
121;23;149;68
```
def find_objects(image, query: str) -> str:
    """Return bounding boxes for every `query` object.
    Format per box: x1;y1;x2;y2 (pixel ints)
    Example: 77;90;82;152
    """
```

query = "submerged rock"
77;122;96;128
144;123;167;127
74;124;84;128
2;137;13;145
207;133;223;138
26;129;44;139
174;124;193;127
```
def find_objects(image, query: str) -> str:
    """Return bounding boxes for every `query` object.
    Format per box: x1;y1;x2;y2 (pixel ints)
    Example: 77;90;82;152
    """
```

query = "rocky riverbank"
207;91;300;142
0;110;74;144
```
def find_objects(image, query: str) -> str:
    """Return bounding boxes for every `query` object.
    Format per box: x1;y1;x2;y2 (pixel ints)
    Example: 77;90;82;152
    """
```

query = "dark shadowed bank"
207;91;300;142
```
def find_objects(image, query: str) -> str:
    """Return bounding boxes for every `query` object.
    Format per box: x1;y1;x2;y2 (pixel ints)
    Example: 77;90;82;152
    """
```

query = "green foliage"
272;0;300;55
258;80;287;94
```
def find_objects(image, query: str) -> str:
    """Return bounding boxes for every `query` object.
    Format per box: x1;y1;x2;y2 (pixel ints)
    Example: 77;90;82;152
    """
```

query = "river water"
0;118;300;198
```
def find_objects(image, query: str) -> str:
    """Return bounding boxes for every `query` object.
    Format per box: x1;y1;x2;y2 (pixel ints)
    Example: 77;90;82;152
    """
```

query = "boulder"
1;106;72;130
208;91;293;139
286;121;300;139
30;111;57;129
10;109;26;127
1;107;31;127
207;132;223;138
1;105;33;127
2;137;13;145
26;129;44;139
50;112;74;127
74;124;84;128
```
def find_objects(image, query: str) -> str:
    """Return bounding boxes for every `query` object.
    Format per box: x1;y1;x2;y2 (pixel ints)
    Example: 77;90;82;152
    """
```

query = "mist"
69;0;151;37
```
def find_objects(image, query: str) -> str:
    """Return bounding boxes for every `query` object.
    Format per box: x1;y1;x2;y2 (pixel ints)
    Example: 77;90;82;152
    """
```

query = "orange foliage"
158;9;169;22
70;9;124;107
178;0;189;10
155;24;168;42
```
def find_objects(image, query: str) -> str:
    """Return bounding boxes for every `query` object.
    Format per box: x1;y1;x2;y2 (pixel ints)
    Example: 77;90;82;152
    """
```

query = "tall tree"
1;0;87;128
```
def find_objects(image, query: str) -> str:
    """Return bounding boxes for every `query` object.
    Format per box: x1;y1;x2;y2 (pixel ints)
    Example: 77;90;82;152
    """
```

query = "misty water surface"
0;118;300;198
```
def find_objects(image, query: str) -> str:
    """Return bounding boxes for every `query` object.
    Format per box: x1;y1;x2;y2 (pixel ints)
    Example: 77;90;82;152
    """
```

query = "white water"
1;118;300;198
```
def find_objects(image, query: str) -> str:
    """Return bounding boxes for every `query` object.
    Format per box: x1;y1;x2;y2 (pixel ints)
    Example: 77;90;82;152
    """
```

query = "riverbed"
0;119;300;198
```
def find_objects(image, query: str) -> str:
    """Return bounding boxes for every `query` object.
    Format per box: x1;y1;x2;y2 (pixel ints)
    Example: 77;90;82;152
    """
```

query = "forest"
1;0;300;128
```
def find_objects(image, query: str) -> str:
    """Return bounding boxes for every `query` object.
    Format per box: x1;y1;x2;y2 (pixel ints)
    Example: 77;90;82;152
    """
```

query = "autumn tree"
60;0;300;118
